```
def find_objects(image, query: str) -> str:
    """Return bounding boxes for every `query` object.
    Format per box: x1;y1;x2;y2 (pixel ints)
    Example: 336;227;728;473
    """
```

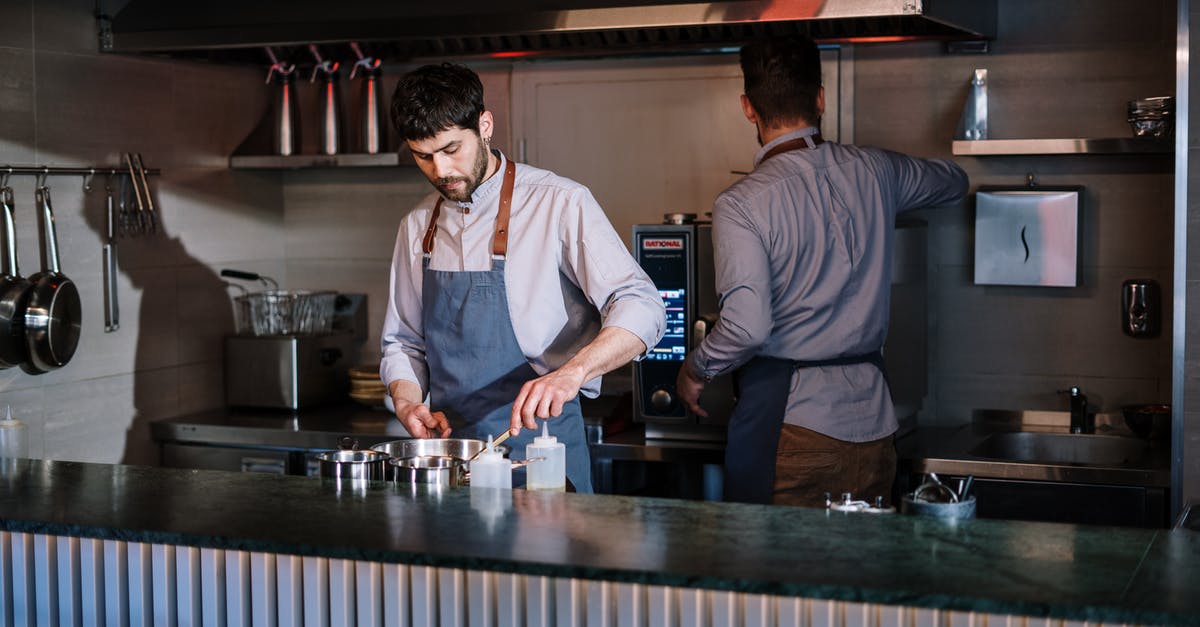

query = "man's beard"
436;136;490;203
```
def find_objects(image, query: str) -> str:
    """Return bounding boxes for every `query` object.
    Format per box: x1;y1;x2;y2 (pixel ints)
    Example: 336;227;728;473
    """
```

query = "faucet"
1059;386;1092;434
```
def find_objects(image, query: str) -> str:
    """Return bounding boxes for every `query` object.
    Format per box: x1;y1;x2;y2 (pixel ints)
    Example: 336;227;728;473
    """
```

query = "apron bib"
421;159;592;492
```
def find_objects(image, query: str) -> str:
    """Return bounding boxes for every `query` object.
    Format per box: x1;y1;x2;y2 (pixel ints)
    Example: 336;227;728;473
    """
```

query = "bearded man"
380;63;666;492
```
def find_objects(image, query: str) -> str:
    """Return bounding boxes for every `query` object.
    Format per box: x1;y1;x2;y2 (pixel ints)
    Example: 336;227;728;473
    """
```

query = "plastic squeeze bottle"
470;435;512;489
0;406;28;459
526;421;566;491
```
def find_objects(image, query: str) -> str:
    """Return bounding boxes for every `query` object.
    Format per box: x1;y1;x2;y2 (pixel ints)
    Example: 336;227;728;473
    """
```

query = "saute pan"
0;187;31;369
22;185;81;374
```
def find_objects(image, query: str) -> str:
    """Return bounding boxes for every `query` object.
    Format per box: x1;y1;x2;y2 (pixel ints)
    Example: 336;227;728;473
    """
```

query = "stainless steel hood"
106;0;995;64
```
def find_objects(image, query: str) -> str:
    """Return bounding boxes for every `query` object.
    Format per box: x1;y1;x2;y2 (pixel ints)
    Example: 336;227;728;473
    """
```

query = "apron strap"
421;157;518;257
760;134;824;163
492;159;516;257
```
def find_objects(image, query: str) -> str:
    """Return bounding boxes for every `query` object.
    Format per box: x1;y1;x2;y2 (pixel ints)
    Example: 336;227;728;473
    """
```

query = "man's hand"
393;400;452;438
510;366;585;433
389;379;451;438
676;362;709;418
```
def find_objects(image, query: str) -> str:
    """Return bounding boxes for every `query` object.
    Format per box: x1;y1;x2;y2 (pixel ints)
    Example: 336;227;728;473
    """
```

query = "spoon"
467;429;512;463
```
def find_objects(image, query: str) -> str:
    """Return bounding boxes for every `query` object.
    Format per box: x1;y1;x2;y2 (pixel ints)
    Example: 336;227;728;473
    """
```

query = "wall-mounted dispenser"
1121;279;1160;338
974;186;1082;287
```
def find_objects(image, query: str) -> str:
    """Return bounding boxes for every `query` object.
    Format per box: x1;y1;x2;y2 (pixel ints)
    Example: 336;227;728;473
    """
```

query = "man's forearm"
558;326;647;385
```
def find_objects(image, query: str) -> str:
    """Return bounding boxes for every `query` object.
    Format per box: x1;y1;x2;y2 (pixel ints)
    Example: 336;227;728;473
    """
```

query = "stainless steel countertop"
897;411;1170;488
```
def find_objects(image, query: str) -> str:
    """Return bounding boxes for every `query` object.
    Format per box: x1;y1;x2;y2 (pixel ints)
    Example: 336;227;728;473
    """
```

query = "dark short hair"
739;35;822;129
390;63;485;141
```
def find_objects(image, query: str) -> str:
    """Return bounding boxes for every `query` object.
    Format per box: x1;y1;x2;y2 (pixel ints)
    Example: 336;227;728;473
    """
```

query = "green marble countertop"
0;459;1197;625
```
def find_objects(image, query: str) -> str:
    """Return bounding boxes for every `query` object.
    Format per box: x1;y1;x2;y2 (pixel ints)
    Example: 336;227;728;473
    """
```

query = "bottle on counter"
0;406;28;459
525;420;565;491
470;435;512;490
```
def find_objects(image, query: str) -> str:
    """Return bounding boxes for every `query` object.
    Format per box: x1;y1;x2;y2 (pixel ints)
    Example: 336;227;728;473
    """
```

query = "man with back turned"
677;35;968;506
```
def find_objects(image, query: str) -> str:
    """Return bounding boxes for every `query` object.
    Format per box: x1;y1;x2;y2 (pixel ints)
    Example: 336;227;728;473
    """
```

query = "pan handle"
103;243;119;333
0;187;16;277
34;186;61;274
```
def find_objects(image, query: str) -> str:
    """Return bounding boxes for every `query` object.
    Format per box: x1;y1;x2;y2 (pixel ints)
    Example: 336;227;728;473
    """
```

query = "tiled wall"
854;0;1176;425
0;0;280;464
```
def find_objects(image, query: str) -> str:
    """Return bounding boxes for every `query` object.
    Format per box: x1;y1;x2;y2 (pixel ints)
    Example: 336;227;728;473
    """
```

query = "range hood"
106;0;995;65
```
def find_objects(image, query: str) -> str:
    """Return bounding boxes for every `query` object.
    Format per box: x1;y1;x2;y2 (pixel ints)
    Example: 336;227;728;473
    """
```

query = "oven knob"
650;388;673;411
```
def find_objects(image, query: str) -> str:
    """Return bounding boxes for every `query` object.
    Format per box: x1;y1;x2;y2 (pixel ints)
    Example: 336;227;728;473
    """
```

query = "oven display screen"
648;288;687;361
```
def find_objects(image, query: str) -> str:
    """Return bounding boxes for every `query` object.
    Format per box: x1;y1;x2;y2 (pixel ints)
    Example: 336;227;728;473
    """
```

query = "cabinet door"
511;49;852;247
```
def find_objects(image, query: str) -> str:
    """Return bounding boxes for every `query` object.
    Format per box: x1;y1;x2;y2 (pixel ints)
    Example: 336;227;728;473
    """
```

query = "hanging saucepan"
0;187;32;369
22;185;81;374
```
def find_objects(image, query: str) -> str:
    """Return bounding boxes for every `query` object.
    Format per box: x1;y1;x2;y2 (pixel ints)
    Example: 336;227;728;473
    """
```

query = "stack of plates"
348;365;387;408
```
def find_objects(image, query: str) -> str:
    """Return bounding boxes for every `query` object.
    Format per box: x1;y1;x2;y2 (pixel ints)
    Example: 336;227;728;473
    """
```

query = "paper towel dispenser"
973;186;1082;287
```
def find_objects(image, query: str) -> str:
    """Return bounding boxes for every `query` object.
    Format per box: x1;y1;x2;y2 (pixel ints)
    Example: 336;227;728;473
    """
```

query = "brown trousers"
772;424;897;508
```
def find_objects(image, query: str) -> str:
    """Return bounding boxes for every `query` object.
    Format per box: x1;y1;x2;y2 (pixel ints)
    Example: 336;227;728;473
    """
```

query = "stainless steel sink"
968;432;1153;466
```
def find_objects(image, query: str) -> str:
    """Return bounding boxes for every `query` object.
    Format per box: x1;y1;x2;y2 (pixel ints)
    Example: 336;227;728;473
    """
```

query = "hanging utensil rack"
1;162;160;189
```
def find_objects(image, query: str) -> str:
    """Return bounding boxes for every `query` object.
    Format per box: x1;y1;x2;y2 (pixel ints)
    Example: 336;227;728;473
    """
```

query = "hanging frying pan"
22;185;81;374
0;187;32;369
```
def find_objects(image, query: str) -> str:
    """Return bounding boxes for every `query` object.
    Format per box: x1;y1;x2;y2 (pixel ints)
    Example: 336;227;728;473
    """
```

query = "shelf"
951;137;1173;156
229;152;408;169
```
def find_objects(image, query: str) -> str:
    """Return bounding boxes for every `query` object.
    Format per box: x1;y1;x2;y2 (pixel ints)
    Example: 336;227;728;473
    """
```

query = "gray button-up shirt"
688;128;968;441
381;152;666;399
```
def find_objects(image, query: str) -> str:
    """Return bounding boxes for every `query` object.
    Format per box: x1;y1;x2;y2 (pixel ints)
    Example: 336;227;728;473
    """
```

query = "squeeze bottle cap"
533;420;558;446
0;406;20;427
478;435;503;460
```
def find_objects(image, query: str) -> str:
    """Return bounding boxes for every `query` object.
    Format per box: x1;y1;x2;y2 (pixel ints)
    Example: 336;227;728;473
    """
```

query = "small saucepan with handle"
22;184;81;374
0;186;32;369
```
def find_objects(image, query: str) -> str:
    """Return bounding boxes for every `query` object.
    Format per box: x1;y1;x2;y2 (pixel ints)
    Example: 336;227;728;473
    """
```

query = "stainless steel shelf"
952;137;1174;156
229;152;407;169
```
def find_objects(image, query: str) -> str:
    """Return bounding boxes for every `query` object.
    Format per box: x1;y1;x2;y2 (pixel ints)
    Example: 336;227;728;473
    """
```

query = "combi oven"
632;214;735;441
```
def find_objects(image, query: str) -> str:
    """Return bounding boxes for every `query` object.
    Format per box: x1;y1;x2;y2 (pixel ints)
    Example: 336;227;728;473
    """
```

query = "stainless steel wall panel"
200;548;226;627
495;572;524;627
328;558;354;627
524;574;554;627
55;536;82;627
354;561;383;627
381;562;410;627
103;540;129;627
586;580;614;627
437;567;467;627
32;533;59;626
467;569;496;627
409;565;437;627
174;546;202;627
709;589;739;627
80;538;105;625
151;543;178;626
224;550;251;627
615;582;646;627
277;554;304;627
678;588;706;627
301;556;329;627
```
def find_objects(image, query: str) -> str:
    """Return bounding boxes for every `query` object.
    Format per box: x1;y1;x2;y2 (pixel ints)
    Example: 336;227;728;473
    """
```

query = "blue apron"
721;132;886;504
421;159;592;492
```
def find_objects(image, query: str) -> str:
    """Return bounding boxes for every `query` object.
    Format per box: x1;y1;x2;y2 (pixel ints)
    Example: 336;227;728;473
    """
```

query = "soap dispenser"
470;435;512;489
526;421;566;491
0;406;28;459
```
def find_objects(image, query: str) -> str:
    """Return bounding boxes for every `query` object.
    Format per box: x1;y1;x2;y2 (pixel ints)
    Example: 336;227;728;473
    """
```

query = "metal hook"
1026;172;1038;188
83;168;95;193
1;167;9;189
105;171;115;192
35;167;48;189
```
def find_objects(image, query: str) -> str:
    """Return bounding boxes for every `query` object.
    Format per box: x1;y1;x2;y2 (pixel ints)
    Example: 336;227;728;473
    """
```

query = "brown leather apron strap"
760;134;824;163
420;157;518;257
422;199;443;255
492;158;516;257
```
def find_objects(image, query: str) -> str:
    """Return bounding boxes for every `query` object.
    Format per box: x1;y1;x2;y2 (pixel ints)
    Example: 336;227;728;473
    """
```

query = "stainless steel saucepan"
0;187;32;369
317;437;390;482
23;185;81;374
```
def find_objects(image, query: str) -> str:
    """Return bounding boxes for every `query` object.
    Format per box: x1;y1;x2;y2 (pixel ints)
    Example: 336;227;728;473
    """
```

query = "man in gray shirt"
677;35;968;506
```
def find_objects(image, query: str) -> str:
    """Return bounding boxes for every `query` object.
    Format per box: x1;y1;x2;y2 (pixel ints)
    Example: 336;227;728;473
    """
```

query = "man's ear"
479;110;494;139
816;86;825;120
740;94;758;124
